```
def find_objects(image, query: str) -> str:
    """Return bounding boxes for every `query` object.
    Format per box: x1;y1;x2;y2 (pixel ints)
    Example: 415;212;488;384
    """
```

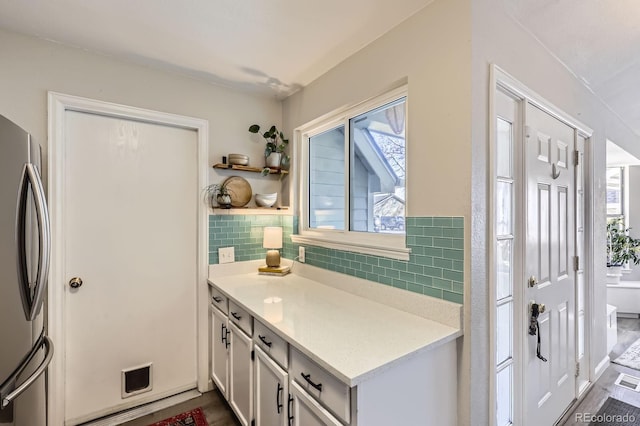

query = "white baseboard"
594;355;610;381
82;389;201;426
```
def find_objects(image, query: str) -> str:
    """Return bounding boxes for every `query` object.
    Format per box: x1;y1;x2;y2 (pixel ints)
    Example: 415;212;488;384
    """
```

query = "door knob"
528;276;538;288
538;303;546;313
69;277;83;289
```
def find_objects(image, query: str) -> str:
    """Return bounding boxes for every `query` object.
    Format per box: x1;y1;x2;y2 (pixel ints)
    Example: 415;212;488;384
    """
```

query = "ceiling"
505;0;640;137
2;1;640;138
0;0;432;99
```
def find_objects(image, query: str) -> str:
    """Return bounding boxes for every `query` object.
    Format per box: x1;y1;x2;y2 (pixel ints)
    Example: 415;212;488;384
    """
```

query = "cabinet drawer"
229;301;253;336
210;287;228;314
253;320;288;369
290;348;350;424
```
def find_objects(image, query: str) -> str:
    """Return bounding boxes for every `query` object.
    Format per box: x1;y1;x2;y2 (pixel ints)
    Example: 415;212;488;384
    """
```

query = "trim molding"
47;92;209;425
290;234;411;260
594;356;610;381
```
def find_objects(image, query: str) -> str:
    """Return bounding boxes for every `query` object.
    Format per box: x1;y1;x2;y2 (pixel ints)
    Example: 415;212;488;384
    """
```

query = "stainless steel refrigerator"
0;115;53;425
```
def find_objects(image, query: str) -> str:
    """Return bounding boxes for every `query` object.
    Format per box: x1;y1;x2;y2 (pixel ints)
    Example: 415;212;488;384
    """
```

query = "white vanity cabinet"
254;346;288;426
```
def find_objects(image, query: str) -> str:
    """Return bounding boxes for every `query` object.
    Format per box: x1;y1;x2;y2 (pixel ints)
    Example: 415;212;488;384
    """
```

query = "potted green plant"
607;217;640;284
204;182;233;209
248;124;290;175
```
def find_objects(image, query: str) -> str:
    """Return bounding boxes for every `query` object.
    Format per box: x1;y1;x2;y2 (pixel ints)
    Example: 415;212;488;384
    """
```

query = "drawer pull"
288;394;294;426
301;373;323;392
259;335;273;347
231;312;242;321
212;296;223;303
276;382;283;414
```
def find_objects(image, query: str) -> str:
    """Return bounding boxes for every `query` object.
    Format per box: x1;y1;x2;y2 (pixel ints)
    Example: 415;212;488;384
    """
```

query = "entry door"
525;104;576;425
63;111;198;424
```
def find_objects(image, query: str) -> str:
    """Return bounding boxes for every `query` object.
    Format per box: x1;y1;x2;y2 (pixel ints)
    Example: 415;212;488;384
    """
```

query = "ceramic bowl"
228;153;249;166
255;193;277;207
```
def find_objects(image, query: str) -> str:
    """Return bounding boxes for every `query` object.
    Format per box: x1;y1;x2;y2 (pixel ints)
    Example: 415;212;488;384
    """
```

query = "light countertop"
208;269;462;387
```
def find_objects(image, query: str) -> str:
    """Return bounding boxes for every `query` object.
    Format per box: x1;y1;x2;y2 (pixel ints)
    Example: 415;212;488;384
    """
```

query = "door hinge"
574;256;580;271
575;362;580;377
251;350;255;361
574;150;580;166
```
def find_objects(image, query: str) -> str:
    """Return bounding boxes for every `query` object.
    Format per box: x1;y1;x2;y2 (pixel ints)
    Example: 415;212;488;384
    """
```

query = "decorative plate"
224;176;252;207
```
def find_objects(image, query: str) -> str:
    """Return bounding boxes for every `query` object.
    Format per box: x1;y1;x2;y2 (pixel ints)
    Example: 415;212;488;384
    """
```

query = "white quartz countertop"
208;271;462;387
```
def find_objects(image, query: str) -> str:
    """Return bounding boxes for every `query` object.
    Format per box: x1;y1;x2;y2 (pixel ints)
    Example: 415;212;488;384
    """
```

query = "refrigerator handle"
15;163;51;321
0;334;54;409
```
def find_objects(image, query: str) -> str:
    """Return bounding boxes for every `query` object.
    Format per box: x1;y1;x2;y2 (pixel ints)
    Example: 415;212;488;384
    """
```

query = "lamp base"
266;249;281;267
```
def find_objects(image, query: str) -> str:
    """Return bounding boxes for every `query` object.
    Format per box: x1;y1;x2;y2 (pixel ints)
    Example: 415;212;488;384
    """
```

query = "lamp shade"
263;227;283;249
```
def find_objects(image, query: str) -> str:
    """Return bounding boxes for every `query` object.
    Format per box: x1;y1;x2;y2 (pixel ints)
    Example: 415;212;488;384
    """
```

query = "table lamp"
263;226;283;267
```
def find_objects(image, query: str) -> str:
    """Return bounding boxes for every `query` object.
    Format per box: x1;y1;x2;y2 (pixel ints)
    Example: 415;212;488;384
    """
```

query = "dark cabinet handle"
288;394;294;426
259;335;273;347
231;312;242;321
221;324;230;348
212;296;222;303
221;324;227;345
276;382;283;414
301;373;323;392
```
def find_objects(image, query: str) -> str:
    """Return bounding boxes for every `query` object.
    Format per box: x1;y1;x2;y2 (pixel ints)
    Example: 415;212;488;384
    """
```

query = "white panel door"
229;322;253;426
63;111;198;424
255;346;288;426
525;104;576;425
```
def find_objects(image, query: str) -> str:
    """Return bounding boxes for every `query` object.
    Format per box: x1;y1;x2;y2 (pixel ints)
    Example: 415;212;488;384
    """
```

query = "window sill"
290;234;411;261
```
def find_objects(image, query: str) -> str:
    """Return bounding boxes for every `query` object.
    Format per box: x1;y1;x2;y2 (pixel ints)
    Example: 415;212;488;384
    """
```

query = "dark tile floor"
120;388;239;426
562;317;640;425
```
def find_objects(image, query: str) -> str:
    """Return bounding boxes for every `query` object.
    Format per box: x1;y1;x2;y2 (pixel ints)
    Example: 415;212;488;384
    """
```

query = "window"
296;87;408;259
607;166;625;221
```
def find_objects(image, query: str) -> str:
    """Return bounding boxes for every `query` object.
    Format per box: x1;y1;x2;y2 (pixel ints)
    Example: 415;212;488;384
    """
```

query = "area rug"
589;398;640;425
613;338;640;370
149;407;209;426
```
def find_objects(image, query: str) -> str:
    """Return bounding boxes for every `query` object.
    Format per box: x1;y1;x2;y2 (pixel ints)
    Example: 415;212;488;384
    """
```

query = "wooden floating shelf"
213;163;289;175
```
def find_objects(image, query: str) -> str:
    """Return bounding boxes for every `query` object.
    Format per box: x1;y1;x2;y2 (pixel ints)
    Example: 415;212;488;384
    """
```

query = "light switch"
219;247;235;264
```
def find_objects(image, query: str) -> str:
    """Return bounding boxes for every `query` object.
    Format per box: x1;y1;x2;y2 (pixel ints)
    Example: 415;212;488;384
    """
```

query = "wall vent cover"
615;373;640;392
121;362;153;398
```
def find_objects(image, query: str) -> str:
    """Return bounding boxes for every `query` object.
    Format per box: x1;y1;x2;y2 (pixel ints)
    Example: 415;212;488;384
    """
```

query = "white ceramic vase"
265;152;282;169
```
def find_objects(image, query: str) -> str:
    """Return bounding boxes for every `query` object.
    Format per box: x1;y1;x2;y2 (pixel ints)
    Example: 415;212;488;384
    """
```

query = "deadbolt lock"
528;276;538;288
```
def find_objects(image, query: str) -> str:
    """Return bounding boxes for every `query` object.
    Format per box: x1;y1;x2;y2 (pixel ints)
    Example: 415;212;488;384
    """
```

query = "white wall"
283;0;473;422
0;28;282;200
472;0;640;423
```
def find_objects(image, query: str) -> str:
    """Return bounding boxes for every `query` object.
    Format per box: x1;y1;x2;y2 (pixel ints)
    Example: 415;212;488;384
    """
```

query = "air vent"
615;373;640;392
121;363;153;398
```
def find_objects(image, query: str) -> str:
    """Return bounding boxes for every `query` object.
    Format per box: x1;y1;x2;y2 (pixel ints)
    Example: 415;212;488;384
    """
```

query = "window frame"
292;86;410;260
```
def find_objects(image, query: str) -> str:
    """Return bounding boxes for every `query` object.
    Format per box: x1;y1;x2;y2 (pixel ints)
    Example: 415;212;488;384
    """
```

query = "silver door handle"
15;163;51;321
0;334;54;408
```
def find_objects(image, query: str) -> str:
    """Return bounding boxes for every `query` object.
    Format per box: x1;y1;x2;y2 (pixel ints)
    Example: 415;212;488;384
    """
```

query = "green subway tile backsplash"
209;215;464;303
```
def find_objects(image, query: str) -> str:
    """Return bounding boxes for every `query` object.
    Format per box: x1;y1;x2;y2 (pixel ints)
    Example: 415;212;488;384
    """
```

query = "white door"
211;305;230;397
255;346;288;426
525;104;576;425
229;322;253;426
63;111;198;424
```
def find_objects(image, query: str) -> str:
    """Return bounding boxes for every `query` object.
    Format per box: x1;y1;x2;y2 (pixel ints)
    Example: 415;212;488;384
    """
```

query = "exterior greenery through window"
301;88;407;256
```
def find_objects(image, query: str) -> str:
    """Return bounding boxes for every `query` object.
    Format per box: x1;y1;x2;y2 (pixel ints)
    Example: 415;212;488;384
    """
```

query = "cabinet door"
289;381;342;426
211;306;230;397
255;346;288;426
229;321;253;426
